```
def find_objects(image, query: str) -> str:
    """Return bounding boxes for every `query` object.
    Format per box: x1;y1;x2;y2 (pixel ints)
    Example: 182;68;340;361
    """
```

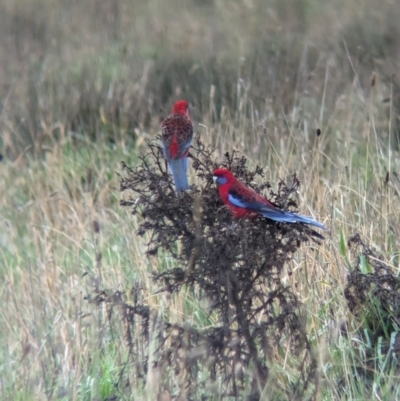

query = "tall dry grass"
1;0;400;399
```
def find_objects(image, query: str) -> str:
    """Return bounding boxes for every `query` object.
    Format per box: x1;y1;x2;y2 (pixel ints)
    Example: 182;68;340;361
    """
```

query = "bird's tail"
291;213;327;229
169;157;189;192
260;208;327;229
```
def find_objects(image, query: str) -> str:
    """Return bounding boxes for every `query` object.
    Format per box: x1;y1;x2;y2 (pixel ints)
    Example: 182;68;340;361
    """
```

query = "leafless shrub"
89;136;321;399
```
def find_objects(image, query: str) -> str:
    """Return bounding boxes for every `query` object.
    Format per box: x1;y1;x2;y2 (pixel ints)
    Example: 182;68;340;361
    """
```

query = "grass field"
1;0;400;399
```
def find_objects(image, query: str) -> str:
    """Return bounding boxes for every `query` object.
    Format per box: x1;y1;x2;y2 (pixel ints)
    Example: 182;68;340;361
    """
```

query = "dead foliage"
91;136;321;399
343;233;400;386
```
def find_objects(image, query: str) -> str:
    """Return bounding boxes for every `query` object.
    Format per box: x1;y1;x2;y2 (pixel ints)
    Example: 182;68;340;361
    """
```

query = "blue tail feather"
260;209;326;229
169;157;189;192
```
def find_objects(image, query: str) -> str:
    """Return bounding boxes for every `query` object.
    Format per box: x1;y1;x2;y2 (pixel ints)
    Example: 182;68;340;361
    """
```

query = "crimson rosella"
161;100;193;192
213;168;326;229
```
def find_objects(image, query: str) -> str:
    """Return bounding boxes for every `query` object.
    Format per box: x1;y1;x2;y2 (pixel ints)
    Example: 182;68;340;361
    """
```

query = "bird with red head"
161;100;193;192
213;168;326;230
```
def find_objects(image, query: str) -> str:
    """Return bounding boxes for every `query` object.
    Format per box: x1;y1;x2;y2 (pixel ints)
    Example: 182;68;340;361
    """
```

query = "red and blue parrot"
213;168;326;230
161;100;193;192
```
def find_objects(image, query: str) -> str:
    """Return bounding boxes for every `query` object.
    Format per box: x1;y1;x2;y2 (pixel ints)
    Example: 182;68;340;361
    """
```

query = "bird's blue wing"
227;191;249;208
227;188;267;210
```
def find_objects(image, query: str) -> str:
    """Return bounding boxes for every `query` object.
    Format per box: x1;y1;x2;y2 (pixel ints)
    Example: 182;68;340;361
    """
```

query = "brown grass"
1;0;400;399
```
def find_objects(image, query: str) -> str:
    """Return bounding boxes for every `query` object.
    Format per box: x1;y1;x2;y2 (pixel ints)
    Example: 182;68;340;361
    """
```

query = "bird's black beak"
212;176;217;184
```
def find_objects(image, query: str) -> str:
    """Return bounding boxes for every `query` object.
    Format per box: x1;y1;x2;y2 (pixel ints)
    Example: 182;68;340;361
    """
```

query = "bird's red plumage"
160;100;193;192
161;100;193;160
213;168;326;230
213;169;275;218
172;100;189;115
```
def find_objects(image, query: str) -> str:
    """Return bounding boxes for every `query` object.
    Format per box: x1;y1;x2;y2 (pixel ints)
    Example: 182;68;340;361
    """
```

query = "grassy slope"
1;0;400;399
